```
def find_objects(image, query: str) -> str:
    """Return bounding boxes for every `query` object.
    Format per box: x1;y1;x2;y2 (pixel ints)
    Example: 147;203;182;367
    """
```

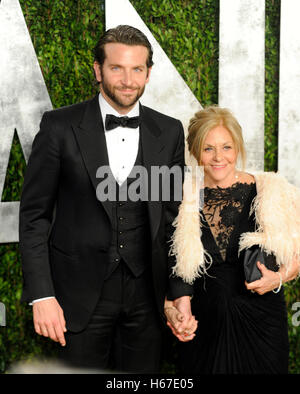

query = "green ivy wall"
0;0;299;373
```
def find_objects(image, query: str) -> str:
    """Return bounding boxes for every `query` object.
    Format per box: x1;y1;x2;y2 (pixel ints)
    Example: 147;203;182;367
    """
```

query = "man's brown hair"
94;24;154;68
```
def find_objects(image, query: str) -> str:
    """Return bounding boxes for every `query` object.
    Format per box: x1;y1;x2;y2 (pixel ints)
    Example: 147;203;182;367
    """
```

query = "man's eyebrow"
108;63;146;68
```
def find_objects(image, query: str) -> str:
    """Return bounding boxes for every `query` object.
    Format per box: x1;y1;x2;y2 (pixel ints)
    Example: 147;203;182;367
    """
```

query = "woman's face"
200;125;238;187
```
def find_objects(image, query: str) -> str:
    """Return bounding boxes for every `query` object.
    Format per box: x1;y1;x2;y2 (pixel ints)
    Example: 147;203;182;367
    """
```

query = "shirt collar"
98;93;140;127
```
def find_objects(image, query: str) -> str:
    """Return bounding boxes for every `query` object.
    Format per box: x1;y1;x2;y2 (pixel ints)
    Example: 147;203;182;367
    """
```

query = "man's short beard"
101;79;145;109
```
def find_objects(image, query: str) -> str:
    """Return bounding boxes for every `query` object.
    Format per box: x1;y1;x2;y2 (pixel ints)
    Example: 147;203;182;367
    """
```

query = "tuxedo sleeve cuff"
29;296;55;306
167;276;194;300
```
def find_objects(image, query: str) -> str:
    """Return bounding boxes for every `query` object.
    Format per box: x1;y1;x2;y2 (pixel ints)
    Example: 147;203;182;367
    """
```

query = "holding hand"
164;297;198;342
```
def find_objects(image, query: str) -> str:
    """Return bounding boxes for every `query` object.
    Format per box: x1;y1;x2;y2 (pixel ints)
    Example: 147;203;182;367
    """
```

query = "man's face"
94;43;151;114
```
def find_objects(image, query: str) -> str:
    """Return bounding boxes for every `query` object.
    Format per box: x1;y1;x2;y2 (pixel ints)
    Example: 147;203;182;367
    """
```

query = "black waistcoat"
105;135;151;279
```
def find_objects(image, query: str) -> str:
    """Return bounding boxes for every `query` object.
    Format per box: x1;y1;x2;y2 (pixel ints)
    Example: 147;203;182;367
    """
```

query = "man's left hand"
164;296;197;342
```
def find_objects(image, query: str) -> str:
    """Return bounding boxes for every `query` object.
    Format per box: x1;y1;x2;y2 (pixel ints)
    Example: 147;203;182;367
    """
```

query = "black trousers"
58;262;162;373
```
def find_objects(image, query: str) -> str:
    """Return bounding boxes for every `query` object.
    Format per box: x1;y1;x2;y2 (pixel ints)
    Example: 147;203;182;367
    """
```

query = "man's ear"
145;66;152;84
93;61;102;83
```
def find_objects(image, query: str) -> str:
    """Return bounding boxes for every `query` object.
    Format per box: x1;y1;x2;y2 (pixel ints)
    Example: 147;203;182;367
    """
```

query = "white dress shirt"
99;94;140;186
31;94;140;304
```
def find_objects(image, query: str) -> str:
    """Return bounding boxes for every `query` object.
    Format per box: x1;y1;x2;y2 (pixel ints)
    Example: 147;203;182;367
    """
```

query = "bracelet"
272;272;282;294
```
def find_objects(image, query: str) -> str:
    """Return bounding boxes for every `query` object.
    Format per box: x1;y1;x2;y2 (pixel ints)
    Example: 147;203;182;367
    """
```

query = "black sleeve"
165;120;194;300
19;111;60;302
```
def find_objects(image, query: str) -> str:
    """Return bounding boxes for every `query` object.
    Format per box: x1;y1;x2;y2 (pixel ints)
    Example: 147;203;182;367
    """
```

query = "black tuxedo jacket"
19;94;186;332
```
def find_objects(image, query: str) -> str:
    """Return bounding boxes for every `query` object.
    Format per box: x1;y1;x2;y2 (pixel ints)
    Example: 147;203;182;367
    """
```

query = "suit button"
119;217;124;221
119;244;124;248
119;231;123;234
115;258;119;262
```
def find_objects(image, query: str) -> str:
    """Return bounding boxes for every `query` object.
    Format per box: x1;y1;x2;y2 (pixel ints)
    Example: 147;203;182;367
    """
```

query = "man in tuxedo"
19;25;194;373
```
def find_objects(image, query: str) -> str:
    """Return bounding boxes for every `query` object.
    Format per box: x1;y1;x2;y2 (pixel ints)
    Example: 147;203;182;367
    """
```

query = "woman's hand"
245;262;281;295
245;257;300;295
164;298;198;342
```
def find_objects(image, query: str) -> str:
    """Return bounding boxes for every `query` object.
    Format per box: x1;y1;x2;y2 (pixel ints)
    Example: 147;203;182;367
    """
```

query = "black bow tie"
105;114;140;131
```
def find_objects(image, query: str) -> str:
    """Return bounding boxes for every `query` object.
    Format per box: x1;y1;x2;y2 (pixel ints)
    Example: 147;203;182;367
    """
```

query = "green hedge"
0;0;105;372
0;0;299;373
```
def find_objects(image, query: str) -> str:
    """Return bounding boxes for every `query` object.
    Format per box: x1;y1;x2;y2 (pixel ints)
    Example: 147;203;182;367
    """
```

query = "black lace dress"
178;182;289;374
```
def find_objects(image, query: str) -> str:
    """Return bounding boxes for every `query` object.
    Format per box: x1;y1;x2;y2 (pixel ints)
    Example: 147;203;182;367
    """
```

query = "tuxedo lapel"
72;98;166;237
72;94;113;219
140;105;164;241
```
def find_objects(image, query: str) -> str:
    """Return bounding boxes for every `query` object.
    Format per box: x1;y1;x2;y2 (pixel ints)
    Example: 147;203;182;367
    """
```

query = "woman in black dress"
165;106;300;374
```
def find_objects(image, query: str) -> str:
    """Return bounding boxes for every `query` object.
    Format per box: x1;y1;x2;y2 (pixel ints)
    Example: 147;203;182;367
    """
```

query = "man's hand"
164;296;197;342
33;298;67;346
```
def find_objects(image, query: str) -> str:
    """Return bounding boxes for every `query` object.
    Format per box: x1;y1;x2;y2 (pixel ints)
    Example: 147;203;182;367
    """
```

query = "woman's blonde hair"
187;106;246;169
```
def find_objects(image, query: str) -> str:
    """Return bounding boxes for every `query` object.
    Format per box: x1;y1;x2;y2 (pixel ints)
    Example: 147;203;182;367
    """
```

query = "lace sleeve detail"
203;182;255;261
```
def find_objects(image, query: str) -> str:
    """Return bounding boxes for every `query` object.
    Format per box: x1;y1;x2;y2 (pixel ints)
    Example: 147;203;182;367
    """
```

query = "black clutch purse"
243;245;277;283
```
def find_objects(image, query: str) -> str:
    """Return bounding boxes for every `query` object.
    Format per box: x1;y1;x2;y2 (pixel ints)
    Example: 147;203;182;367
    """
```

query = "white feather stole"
169;171;300;283
239;172;300;275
